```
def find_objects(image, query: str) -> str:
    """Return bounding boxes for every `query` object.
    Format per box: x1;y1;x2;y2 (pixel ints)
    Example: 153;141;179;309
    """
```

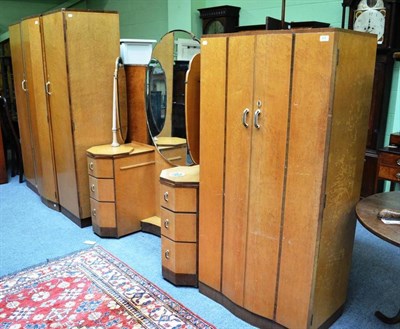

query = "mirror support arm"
112;56;123;147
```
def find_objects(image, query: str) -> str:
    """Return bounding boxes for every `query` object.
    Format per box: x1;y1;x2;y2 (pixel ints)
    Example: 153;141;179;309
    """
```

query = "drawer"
87;157;114;178
90;198;116;228
161;207;197;242
160;184;197;212
161;236;196;274
378;165;400;182
379;152;400;167
89;175;115;202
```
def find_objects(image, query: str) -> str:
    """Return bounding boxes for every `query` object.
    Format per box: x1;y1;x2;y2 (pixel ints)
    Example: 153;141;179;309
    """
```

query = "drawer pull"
165;250;170;259
397;159;400;166
91;184;95;193
92;209;96;217
164;191;169;202
164;219;169;229
89;162;94;171
396;172;400;180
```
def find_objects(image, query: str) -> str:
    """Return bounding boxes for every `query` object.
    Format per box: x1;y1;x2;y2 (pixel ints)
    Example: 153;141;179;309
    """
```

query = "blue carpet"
1;174;399;328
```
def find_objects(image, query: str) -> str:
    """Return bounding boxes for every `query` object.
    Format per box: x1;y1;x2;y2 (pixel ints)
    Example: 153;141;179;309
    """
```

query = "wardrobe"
199;29;377;329
9;10;120;226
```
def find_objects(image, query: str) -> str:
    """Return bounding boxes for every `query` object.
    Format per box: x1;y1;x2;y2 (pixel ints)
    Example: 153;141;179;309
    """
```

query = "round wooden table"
355;191;400;324
356;191;400;247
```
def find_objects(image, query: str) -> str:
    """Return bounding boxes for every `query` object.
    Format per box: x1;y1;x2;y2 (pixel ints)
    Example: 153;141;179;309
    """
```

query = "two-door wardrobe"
9;10;120;226
198;29;377;329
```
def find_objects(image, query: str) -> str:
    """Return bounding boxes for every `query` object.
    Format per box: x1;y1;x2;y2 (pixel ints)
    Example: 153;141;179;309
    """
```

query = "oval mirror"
146;30;200;166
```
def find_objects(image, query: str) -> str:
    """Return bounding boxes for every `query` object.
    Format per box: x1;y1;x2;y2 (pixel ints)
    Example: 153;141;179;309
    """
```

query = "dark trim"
25;180;38;194
198;282;345;329
198;282;285;329
162;266;197;287
141;221;161;237
318;304;345;329
40;197;60;212
92;224;118;238
60;207;91;228
159;177;199;188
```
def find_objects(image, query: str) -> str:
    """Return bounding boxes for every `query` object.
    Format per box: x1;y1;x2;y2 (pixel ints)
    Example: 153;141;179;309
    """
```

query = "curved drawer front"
160;185;197;212
89;175;115;201
87;157;114;178
160;207;197;242
90;198;116;228
161;236;196;274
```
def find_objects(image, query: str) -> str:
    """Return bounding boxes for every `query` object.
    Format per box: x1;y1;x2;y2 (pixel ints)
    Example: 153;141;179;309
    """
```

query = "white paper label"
202;40;208;46
320;35;330;42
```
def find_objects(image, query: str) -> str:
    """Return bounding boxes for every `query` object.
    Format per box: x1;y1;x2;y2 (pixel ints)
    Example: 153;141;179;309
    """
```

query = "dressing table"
86;142;156;237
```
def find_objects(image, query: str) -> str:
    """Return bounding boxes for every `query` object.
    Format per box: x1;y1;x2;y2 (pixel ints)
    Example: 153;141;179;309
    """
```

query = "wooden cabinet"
160;165;199;286
10;10;120;225
199;29;377;329
9;22;37;192
9;18;59;209
87;142;156;238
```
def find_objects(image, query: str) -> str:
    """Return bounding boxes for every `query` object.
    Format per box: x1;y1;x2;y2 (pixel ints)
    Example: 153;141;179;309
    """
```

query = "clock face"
354;9;386;44
205;20;225;34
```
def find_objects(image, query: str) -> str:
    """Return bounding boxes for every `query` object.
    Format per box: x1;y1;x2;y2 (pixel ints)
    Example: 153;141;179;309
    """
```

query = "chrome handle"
164;219;169;229
242;108;250;128
396;172;400;180
163;191;169;202
92;209;96;217
91;184;95;193
89;162;94;171
165;250;170;259
21;79;27;91
45;81;52;95
254;109;261;129
396;159;400;166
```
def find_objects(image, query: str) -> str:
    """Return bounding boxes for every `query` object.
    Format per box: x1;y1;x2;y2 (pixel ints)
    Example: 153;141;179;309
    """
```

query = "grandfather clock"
343;0;400;196
198;5;240;35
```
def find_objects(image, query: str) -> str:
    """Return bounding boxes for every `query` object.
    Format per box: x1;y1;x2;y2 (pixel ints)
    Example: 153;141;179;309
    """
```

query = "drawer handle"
397;159;400;166
396;172;400;180
91;184;95;193
89;162;94;171
165;250;170;259
92;209;96;217
164;219;169;229
164;191;169;202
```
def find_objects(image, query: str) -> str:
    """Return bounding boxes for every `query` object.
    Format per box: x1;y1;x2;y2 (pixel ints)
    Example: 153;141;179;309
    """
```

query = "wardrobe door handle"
254;109;261;129
242;108;250;128
45;81;52;95
21;80;27;91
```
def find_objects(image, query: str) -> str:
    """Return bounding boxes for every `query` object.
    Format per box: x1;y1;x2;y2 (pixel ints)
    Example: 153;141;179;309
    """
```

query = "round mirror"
146;30;200;166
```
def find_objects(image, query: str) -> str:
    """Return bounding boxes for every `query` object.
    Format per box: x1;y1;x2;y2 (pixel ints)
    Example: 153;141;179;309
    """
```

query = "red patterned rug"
0;245;215;328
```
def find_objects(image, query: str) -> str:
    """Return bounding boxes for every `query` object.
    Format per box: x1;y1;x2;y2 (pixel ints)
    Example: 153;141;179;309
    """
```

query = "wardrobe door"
243;33;293;319
9;23;37;188
222;35;255;306
64;11;119;219
21;17;58;206
276;31;336;329
198;36;228;292
42;12;79;216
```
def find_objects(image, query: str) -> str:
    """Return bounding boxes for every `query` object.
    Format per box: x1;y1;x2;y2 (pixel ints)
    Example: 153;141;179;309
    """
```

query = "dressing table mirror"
146;30;200;166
